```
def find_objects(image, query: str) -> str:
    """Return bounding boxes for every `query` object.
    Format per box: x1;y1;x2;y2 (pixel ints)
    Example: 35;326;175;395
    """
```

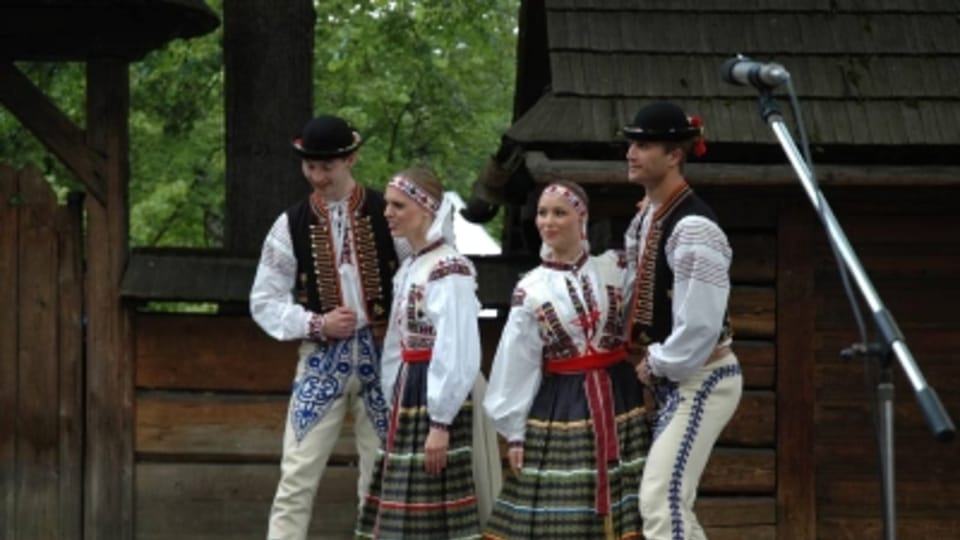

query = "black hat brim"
292;137;363;160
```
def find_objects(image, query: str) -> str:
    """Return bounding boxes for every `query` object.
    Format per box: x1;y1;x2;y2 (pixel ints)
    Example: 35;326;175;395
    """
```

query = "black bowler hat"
292;115;363;159
622;102;703;142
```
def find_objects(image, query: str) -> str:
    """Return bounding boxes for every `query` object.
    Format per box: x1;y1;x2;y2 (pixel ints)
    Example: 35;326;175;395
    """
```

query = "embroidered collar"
542;251;588;272
310;183;364;219
651;180;691;222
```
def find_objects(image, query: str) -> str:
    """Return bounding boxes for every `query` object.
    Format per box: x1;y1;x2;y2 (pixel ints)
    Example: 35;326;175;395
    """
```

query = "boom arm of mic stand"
757;94;956;441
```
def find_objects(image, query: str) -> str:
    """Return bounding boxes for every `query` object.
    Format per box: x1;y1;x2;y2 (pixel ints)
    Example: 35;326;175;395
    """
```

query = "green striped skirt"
356;362;481;539
484;361;650;540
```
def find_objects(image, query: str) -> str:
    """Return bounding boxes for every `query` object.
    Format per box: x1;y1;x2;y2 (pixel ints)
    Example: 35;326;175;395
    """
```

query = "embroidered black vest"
286;186;398;339
626;185;731;351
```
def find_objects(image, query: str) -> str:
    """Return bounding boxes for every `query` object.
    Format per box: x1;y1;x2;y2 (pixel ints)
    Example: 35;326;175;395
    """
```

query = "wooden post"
84;59;133;540
0;163;19;540
224;0;314;256
776;197;817;539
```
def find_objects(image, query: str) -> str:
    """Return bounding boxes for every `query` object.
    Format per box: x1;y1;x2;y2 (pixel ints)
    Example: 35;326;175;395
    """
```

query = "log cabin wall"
132;313;506;540
809;186;960;539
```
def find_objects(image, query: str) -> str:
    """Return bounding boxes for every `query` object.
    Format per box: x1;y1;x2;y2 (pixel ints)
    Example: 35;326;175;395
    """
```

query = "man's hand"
323;306;357;339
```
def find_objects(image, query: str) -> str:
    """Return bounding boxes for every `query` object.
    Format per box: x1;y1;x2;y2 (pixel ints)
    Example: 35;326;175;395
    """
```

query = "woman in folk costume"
355;167;501;540
483;180;650;540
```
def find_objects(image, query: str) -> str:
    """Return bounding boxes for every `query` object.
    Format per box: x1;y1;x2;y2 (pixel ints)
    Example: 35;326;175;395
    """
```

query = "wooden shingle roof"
507;0;960;151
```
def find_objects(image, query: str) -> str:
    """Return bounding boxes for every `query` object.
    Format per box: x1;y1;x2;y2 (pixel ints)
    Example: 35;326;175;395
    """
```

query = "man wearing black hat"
250;115;402;540
621;102;743;540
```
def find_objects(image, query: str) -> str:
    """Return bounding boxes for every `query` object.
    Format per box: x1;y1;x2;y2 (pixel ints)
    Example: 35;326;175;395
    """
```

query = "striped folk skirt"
355;362;481;539
484;360;650;540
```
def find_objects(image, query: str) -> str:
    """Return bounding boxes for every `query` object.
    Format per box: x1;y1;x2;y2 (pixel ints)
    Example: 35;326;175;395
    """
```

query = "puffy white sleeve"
379;295;403;407
424;262;482;425
648;216;732;382
483;286;543;443
250;214;312;341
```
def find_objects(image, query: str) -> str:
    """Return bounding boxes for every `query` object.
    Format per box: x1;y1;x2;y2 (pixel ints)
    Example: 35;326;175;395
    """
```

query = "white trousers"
267;341;381;540
640;353;742;540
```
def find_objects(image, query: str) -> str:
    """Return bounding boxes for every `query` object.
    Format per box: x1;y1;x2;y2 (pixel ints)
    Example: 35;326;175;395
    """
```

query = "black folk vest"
627;184;732;351
286;186;398;339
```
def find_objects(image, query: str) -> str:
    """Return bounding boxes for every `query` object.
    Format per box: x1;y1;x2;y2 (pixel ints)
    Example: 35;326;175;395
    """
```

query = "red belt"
545;347;626;374
547;347;626;517
401;348;431;363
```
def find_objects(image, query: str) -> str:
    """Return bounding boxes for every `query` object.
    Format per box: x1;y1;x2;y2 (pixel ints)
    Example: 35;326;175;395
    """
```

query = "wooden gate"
1;162;84;540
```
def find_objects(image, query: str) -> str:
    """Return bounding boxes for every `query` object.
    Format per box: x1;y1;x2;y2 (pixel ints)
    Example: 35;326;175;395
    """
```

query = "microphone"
721;55;790;89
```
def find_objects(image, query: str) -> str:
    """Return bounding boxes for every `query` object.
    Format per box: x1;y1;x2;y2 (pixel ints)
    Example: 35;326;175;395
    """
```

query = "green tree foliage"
0;0;516;247
313;1;516;195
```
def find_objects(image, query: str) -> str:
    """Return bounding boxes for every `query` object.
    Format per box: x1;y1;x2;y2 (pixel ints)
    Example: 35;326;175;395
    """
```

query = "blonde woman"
355;167;499;539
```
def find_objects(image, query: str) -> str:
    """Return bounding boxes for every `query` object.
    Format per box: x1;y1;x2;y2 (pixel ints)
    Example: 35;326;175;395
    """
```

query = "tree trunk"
224;0;314;256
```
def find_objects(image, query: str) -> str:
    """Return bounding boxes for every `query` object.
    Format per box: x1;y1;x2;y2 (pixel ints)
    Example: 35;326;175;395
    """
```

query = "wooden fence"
0;163;84;540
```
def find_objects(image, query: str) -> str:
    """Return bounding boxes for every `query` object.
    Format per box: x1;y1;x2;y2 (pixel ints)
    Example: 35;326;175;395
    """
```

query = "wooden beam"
0;62;106;204
776;199;817;539
84;59;133;540
0;163;19;540
523;151;960;187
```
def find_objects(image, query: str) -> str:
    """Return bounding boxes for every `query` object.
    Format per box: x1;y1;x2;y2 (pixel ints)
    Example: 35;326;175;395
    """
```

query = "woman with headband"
483;180;650;540
355;166;500;539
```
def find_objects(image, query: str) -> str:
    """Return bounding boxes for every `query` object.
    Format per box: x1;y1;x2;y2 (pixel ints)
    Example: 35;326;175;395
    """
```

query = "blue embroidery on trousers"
668;363;742;540
653;378;682;441
290;327;389;443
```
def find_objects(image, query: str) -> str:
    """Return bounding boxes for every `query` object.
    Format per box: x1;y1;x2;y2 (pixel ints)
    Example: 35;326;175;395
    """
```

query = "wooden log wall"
809;187;960;540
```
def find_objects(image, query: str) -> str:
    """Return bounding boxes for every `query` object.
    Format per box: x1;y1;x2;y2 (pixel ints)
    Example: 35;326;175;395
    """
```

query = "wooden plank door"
0;163;84;540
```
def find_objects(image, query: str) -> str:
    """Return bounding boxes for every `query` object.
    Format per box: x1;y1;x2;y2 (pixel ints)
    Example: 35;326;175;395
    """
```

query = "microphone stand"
752;90;955;540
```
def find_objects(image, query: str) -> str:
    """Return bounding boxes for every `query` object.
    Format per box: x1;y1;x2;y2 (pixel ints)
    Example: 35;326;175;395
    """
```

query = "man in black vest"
250;115;402;540
621;102;743;540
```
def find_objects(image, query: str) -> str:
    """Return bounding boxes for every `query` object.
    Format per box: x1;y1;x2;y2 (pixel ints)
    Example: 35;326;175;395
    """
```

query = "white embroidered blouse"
483;251;626;443
380;241;482;425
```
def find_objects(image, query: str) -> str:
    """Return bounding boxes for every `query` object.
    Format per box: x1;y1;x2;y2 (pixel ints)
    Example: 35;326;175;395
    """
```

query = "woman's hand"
636;357;653;386
508;445;524;478
424;426;450;475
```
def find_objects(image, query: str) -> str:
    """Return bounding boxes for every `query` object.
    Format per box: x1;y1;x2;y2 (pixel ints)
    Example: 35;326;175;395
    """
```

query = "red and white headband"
543;183;588;220
389;175;441;215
